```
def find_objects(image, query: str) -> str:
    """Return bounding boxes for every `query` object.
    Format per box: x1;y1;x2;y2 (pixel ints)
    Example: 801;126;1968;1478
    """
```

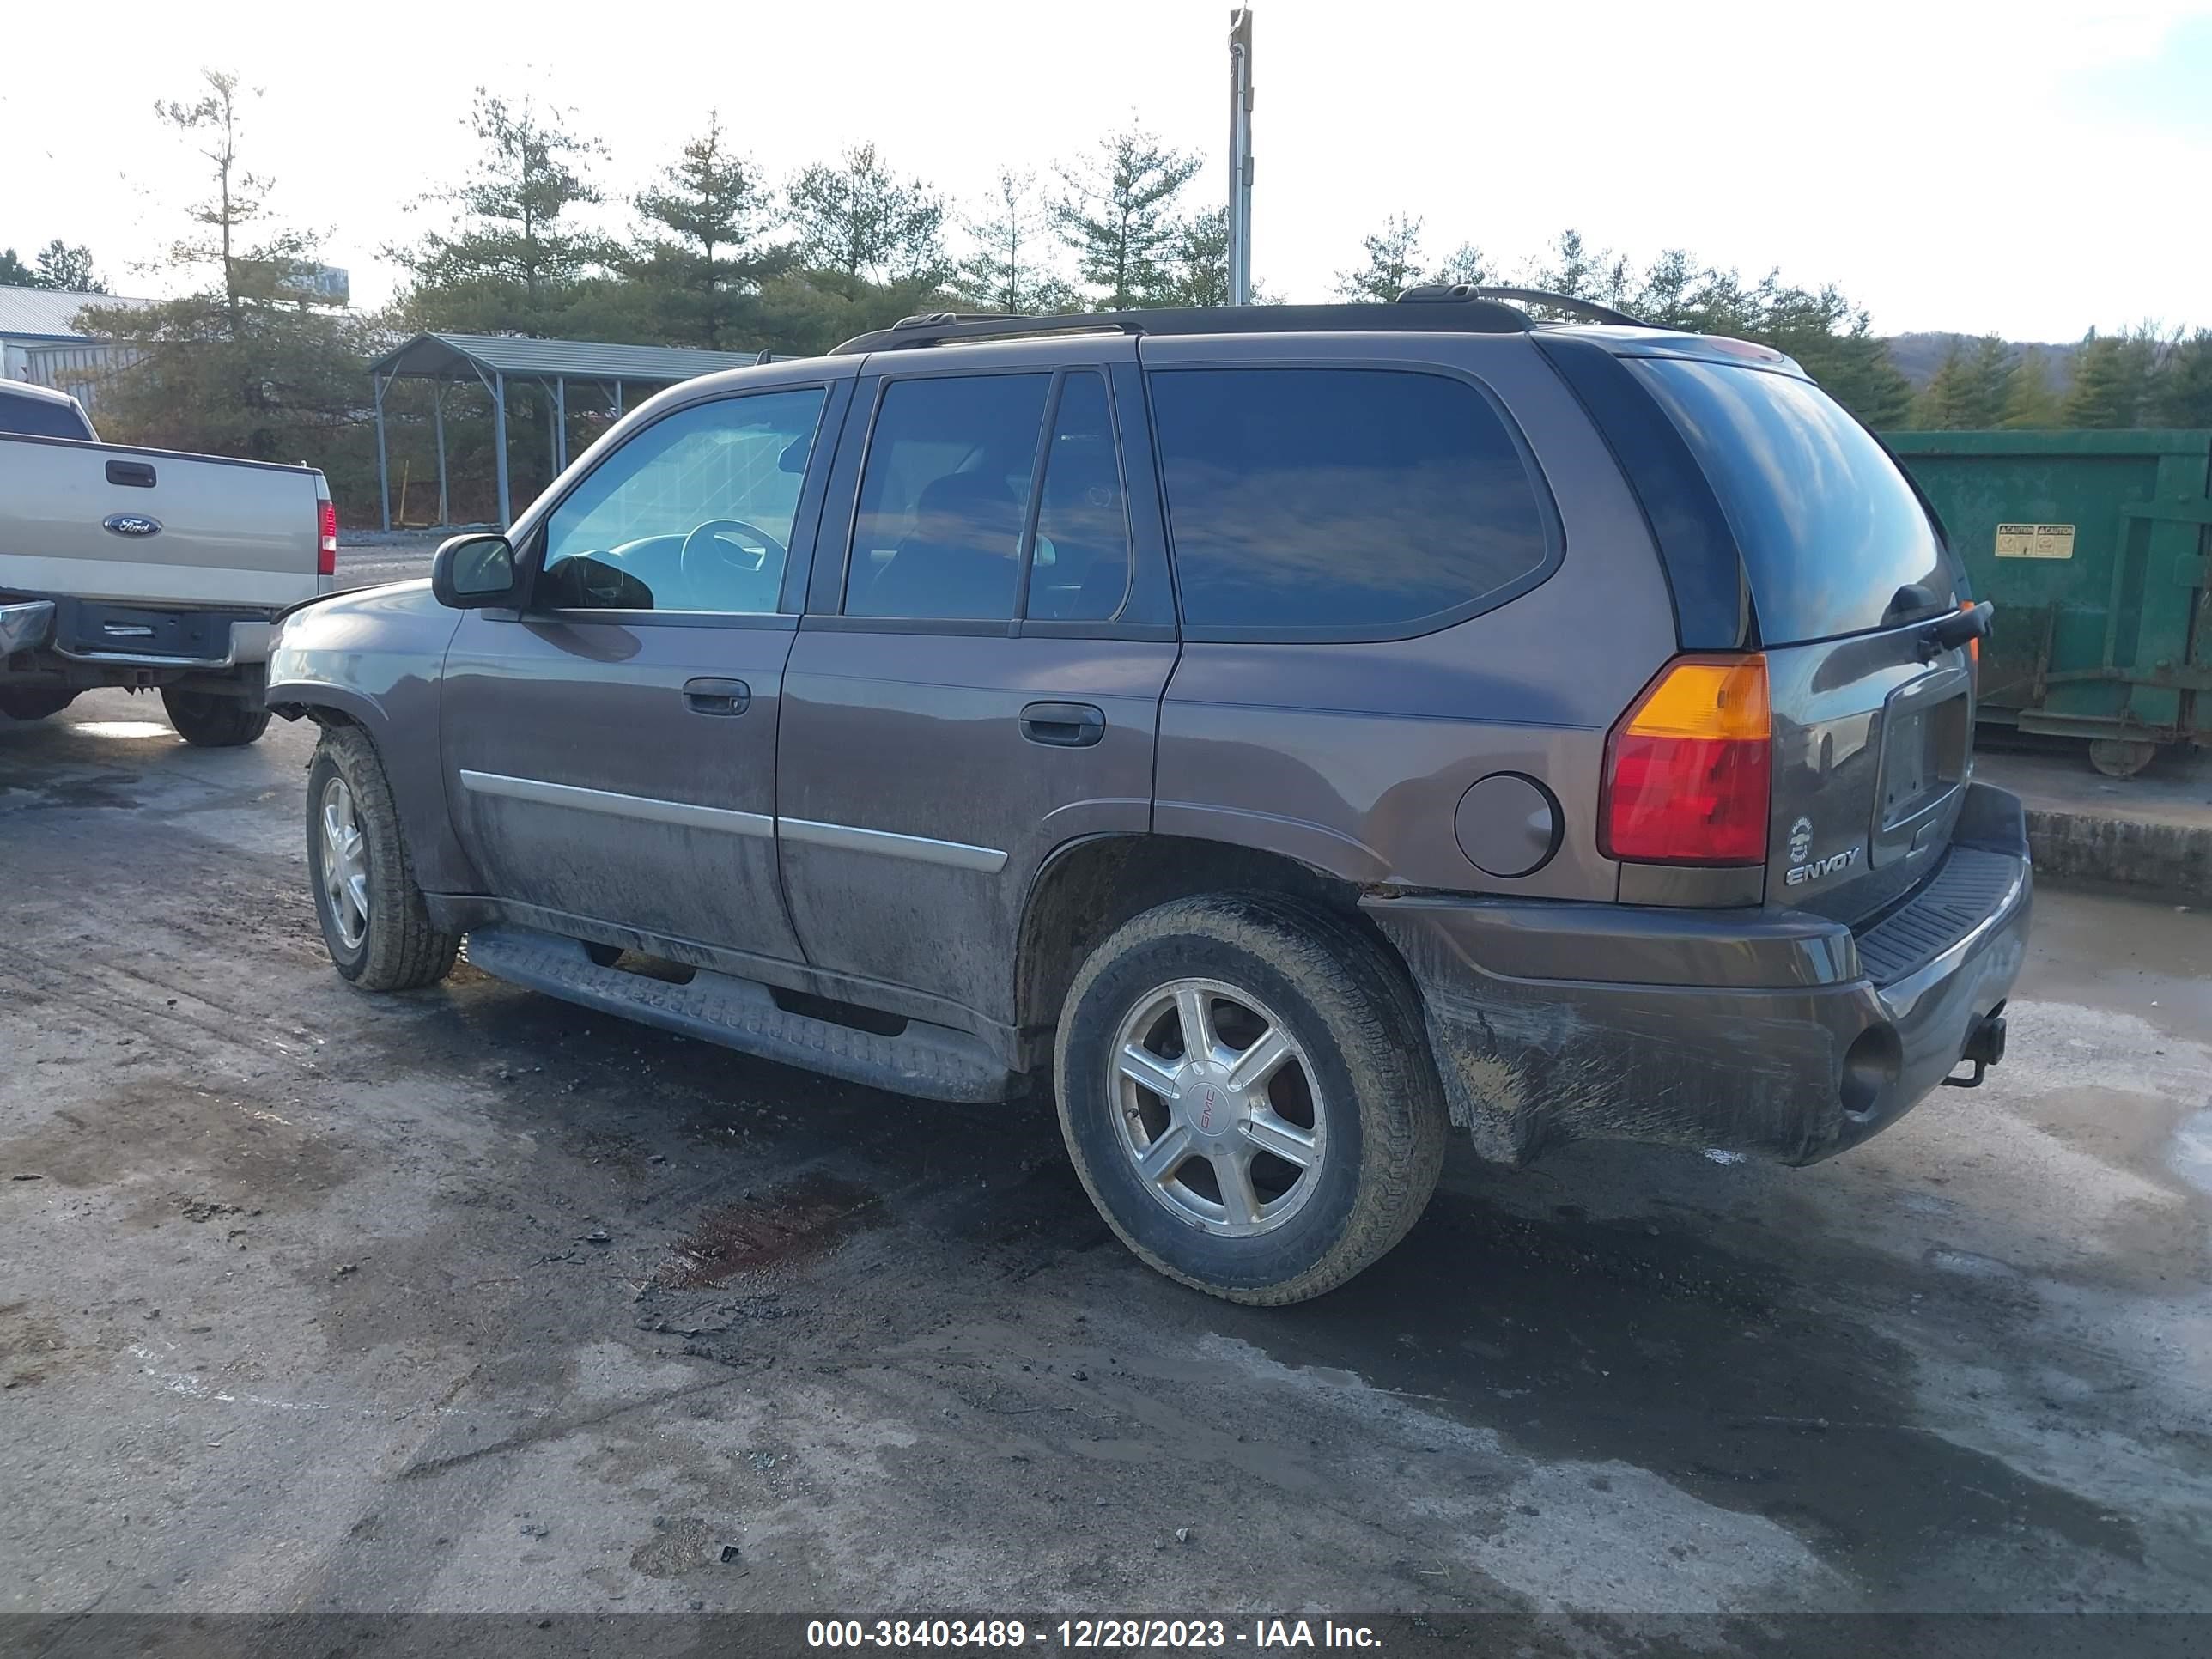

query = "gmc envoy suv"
268;289;2029;1304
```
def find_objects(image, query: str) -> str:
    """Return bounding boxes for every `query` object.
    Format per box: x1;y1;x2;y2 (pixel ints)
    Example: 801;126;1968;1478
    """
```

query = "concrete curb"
2024;808;2210;900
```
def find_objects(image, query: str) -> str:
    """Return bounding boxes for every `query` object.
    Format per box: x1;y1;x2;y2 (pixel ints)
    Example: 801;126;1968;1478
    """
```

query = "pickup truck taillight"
317;500;338;577
1601;655;1771;866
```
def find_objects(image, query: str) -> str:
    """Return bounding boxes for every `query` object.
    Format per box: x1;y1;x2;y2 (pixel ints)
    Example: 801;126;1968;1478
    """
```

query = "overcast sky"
5;0;2207;341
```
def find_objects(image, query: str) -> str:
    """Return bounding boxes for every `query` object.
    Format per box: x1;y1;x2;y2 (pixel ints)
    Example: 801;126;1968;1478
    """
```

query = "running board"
463;926;1018;1103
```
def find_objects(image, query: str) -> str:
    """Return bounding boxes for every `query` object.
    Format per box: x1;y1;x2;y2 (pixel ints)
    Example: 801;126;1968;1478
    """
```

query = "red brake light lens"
1601;655;1771;866
317;500;338;577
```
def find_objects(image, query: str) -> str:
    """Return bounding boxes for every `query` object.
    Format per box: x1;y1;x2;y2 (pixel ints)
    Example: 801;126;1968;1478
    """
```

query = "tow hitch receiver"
1944;1006;2008;1089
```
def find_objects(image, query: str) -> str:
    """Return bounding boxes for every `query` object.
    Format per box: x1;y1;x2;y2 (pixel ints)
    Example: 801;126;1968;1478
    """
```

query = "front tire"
307;726;459;990
162;687;270;747
1054;895;1448;1304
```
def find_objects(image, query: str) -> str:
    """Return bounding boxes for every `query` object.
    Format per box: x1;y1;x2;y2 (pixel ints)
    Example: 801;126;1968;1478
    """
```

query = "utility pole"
1227;8;1254;306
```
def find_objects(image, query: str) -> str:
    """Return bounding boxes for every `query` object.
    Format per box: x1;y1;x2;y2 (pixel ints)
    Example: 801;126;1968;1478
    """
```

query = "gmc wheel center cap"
1180;1063;1237;1139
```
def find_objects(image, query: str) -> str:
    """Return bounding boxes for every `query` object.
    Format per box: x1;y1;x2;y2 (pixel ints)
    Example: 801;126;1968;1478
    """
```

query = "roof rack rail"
1396;283;1648;328
829;298;1537;356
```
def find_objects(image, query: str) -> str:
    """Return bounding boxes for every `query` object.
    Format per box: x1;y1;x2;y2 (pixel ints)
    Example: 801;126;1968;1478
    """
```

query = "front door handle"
1019;701;1105;747
683;677;750;715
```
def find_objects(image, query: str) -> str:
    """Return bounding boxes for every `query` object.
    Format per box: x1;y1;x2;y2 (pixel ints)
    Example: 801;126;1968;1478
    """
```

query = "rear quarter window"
0;388;94;441
1628;358;1952;645
1146;367;1554;637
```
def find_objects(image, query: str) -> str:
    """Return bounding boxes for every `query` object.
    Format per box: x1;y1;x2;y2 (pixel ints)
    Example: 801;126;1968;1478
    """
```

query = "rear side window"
0;388;93;441
1629;359;1952;645
1028;373;1132;623
1147;368;1552;635
847;374;1051;622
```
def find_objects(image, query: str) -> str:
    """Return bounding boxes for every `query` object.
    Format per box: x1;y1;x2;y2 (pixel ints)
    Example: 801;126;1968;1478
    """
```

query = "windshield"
1630;358;1953;645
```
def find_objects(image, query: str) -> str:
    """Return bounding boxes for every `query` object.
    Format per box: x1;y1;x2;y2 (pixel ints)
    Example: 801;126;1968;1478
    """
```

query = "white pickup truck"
0;379;335;745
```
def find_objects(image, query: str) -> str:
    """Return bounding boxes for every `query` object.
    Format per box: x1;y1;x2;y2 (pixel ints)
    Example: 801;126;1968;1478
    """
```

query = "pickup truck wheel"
307;727;459;990
0;687;75;721
161;687;270;747
1054;895;1448;1305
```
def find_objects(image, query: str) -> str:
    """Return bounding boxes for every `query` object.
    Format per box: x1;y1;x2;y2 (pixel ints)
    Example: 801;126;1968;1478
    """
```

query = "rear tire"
1054;895;1448;1305
162;687;270;747
307;725;459;991
0;687;76;722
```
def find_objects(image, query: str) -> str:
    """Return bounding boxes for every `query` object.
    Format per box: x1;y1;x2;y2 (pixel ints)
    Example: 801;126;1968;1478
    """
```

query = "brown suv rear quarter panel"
1147;333;1678;901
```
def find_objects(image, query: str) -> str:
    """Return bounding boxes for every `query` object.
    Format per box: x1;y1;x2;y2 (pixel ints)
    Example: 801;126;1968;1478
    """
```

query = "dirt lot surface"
3;688;2209;1644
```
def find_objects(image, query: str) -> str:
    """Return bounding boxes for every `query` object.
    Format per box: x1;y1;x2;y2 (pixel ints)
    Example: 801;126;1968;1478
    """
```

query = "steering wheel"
679;519;787;599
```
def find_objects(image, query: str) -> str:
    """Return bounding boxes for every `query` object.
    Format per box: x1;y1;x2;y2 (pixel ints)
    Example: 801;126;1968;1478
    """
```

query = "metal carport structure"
367;332;769;529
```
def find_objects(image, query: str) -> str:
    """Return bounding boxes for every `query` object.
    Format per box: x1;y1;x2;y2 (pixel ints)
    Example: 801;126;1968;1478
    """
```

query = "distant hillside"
1884;331;2080;392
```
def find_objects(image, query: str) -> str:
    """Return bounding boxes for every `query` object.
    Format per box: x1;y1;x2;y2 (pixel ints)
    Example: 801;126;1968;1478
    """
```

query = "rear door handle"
1019;701;1105;747
683;677;750;715
105;459;156;488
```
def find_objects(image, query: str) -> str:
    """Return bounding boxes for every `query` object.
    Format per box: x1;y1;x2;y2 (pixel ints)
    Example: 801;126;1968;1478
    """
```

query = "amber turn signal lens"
1620;657;1771;742
1601;654;1773;866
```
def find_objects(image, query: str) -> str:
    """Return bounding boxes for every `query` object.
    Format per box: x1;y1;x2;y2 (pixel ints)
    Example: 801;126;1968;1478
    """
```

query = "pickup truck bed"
0;380;332;745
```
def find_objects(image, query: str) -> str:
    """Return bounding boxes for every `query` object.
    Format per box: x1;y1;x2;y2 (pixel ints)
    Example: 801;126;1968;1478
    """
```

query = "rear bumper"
0;594;274;679
1363;781;2033;1165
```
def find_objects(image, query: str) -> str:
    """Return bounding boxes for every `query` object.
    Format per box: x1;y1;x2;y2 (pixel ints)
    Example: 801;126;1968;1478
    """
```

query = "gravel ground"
2;691;2208;1648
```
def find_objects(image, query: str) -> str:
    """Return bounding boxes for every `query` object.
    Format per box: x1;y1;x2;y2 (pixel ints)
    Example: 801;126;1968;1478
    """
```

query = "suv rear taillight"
1601;655;1771;865
318;500;338;577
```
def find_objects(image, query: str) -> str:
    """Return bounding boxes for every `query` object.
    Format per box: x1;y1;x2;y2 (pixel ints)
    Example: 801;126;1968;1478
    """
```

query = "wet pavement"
2;690;2207;1641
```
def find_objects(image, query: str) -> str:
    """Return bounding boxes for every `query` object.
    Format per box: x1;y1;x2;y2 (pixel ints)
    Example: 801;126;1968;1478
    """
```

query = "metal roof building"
0;285;141;342
367;331;770;528
1;285;155;407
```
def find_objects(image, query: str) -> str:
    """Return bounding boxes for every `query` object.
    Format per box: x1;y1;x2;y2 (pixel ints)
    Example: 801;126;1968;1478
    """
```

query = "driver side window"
539;386;827;613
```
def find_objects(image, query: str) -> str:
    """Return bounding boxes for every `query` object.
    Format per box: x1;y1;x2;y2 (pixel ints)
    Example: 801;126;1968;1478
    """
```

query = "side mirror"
431;533;520;609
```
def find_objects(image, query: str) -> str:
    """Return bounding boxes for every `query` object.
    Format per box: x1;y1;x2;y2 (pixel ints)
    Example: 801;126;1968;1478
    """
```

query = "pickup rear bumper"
1362;781;2033;1167
1;595;274;678
0;599;52;659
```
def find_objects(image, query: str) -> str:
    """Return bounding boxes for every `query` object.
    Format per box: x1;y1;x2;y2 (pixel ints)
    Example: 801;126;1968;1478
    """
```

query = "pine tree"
786;144;946;293
626;115;781;347
1162;208;1229;308
1998;349;2064;428
1802;324;1915;430
1334;213;1426;301
1050;122;1202;310
2063;329;2158;428
151;70;313;319
1434;243;1489;287
78;70;368;483
1725;276;1911;429
1621;250;1696;325
393;90;610;337
1534;228;1601;298
2146;329;2212;428
33;240;104;293
1914;336;2010;428
955;168;1070;314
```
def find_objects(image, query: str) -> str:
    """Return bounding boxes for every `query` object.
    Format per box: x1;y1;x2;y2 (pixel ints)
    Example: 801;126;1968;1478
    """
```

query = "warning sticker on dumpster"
1995;522;2075;559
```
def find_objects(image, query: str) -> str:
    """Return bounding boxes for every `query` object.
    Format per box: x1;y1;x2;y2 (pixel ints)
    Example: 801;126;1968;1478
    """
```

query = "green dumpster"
1883;429;2212;775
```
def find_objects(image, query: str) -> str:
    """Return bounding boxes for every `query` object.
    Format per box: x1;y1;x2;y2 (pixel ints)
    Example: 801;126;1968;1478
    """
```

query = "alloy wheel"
1107;977;1326;1237
319;775;370;951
